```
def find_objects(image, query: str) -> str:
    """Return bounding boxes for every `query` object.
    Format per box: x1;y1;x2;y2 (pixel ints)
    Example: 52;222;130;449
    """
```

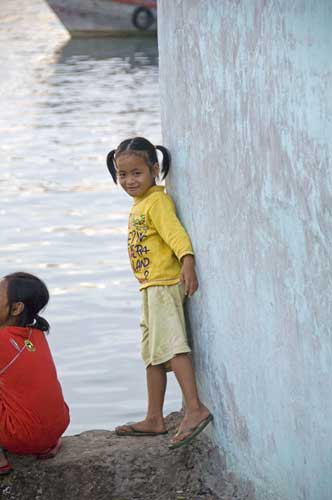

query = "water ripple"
0;0;182;435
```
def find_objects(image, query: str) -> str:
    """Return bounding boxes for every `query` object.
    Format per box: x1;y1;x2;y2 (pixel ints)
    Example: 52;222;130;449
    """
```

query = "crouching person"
0;272;70;475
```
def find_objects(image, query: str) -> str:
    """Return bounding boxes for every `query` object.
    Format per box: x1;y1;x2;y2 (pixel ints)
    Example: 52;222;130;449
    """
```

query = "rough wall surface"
158;1;332;499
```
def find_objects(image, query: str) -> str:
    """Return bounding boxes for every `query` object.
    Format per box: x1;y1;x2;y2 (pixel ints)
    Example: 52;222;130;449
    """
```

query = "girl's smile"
116;154;159;198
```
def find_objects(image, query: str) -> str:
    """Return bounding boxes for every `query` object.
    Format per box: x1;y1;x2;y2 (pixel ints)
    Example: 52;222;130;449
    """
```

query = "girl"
0;272;70;474
106;137;212;449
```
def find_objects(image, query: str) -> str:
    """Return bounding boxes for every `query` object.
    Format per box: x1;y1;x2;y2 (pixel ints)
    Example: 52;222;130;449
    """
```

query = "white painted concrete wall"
158;1;332;499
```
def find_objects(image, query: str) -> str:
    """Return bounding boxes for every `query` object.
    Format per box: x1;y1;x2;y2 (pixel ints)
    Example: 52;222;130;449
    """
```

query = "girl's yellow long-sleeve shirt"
128;185;194;290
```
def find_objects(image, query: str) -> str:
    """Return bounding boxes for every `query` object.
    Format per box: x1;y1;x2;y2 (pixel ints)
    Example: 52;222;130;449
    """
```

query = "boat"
45;0;157;37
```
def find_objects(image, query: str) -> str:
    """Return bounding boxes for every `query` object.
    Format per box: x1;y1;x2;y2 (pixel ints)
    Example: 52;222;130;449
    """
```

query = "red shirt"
0;326;69;454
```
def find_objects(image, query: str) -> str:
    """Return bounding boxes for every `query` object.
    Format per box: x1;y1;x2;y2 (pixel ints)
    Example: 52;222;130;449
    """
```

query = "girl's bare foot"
115;416;167;436
0;449;12;475
169;405;212;447
0;450;8;467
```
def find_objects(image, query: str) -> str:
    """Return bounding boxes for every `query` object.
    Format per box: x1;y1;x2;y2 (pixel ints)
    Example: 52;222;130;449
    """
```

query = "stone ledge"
0;413;254;500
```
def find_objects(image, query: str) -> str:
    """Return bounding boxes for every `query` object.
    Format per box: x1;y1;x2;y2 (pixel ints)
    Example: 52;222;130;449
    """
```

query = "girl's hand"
180;255;199;296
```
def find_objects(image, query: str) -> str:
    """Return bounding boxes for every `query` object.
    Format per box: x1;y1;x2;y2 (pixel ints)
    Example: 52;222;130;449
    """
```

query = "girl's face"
116;153;159;198
0;279;10;328
0;279;24;328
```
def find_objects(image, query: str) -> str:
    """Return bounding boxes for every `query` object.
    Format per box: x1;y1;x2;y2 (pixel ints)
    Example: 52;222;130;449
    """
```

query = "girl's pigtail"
106;150;118;184
156;145;171;180
33;314;50;334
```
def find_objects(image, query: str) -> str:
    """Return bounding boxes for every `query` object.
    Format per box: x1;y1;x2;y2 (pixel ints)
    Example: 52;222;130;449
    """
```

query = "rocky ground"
0;412;255;500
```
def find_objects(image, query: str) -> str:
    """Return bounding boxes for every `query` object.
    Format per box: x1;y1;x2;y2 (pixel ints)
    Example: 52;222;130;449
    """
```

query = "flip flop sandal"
0;448;13;476
115;424;168;437
0;463;13;476
36;438;62;460
168;413;213;450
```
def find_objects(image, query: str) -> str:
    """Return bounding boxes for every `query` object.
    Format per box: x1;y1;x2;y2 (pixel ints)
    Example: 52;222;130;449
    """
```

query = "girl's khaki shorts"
140;282;191;371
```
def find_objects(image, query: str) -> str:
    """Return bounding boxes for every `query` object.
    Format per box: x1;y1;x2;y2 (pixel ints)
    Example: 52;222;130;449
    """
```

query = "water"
0;0;181;434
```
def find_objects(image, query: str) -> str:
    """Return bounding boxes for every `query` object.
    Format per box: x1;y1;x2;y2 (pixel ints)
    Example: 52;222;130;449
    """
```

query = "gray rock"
0;412;254;500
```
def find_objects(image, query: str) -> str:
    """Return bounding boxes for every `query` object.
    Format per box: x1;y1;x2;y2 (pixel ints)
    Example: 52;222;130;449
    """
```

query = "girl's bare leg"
170;353;211;443
116;364;167;433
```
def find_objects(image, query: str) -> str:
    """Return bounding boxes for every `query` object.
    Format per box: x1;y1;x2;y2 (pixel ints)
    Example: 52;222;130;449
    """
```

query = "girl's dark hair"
106;136;170;184
4;272;50;333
